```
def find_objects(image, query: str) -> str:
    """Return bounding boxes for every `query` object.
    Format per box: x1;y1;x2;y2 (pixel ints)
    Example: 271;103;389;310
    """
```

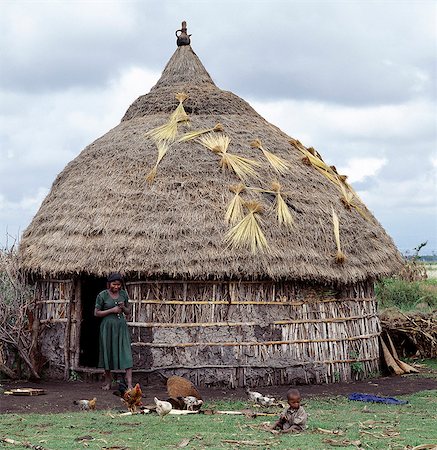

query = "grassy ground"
1;389;436;449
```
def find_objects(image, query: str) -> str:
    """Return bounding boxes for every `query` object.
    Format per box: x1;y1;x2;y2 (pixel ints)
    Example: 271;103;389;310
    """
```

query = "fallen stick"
410;444;437;450
316;428;345;435
119;409;150;416
222;439;272;446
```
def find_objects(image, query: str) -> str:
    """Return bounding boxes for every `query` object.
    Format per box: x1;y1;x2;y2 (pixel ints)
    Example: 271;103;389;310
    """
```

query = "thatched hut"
19;23;403;386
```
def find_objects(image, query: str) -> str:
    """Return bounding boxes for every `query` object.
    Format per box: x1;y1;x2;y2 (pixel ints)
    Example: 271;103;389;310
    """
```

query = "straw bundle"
250;139;290;175
178;123;224;142
332;208;346;264
146;141;169;183
225;184;246;224
225;201;268;253
145;93;190;182
145;92;190;144
271;182;294;228
200;133;260;181
290;139;371;221
338;182;370;221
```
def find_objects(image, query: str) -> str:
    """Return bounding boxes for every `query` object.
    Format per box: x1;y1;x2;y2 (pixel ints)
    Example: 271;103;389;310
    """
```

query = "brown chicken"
122;383;143;413
166;376;203;410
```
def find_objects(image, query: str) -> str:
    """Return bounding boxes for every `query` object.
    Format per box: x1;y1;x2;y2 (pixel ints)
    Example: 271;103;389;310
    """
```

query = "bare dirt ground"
1;371;437;414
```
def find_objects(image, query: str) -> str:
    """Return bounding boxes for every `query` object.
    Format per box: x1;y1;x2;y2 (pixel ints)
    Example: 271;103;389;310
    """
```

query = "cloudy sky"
0;0;436;254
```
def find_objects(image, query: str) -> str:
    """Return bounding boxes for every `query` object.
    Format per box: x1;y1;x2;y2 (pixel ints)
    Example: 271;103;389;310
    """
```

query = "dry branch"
0;245;40;379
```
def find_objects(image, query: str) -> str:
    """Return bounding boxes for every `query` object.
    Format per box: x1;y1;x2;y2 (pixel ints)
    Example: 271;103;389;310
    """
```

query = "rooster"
154;397;172;419
73;397;97;411
121;383;143;413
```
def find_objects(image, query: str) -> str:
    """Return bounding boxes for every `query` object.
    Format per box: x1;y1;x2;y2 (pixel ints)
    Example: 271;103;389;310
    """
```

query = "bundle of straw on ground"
18;28;404;386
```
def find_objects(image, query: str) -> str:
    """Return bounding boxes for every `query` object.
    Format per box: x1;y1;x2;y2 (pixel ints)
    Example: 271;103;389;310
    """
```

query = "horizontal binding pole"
40;318;68;323
38;279;73;284
129;298;374;306
125;280;277;285
127;313;377;328
72;356;379;374
116;357;381;373
36;300;70;304
131;332;379;348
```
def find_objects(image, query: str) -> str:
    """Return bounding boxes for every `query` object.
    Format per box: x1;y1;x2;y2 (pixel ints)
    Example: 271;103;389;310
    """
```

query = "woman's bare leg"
126;368;133;390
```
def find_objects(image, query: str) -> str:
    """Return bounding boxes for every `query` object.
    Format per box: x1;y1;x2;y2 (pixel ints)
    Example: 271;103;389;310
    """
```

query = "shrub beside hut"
18;23;403;386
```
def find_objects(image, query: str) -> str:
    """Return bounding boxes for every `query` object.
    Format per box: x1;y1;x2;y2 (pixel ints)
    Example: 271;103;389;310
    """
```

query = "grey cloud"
1;1;435;107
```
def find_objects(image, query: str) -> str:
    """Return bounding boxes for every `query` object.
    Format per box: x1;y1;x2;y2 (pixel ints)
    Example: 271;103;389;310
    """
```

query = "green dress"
95;289;133;370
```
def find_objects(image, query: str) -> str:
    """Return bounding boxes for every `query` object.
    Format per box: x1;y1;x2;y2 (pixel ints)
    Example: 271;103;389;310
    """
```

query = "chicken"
73;397;97;411
113;379;128;398
258;395;275;407
122;383;143;413
167;376;202;401
165;375;203;410
154;397;172;419
182;396;204;411
245;388;263;403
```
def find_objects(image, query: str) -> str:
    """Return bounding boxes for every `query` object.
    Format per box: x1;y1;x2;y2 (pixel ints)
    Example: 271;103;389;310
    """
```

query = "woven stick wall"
126;280;379;387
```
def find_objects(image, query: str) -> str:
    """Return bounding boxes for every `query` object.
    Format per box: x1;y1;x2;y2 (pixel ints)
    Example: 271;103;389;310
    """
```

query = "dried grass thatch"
19;44;403;282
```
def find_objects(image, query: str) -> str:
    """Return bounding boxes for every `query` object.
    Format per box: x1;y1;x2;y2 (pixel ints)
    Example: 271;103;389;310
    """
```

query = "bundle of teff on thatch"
19;22;404;386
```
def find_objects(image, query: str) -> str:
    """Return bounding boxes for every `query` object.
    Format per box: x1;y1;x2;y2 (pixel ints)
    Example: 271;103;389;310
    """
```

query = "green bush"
375;278;437;311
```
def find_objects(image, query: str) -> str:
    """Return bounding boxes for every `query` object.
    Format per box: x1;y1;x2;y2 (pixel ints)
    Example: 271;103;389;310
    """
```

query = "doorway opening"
79;276;107;367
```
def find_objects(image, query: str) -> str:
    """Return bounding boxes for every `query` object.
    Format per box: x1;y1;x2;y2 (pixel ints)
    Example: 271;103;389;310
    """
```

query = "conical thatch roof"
19;38;403;283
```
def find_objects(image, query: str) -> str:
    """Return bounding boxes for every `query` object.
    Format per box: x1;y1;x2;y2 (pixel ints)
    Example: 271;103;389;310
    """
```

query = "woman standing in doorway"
94;273;133;390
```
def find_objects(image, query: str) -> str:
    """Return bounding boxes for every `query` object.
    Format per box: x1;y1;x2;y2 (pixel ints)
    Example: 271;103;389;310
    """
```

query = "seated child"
272;388;308;433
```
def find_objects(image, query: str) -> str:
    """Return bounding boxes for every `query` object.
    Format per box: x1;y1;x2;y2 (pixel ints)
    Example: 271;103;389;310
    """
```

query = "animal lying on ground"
165;375;203;410
258;395;275;407
182;396;204;411
246;388;263;403
73;397;97;411
245;388;275;406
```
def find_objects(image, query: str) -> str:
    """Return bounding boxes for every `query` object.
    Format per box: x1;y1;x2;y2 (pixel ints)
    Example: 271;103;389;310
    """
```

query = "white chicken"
154;397;172;419
257;395;275;407
245;388;263;403
182;396;204;411
73;397;97;411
